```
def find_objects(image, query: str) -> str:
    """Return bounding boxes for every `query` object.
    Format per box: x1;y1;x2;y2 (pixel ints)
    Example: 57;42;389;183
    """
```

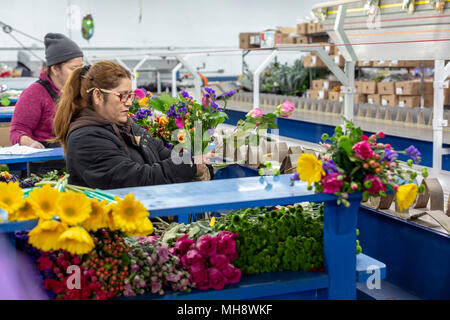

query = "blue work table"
0;113;13;122
0;147;65;175
106;174;362;300
1;175;368;300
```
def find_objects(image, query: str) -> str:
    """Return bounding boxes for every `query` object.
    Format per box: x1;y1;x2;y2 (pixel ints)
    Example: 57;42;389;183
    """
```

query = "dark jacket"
66;122;198;190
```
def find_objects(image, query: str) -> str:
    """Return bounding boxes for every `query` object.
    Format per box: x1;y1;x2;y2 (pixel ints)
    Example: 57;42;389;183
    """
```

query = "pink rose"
222;264;241;284
151;281;162;294
191;266;209;290
247;108;263;118
157;246;170;264
175;117;184;129
209;254;229;270
208;268;227;290
364;174;386;195
377;131;385;138
196;235;217;257
277;100;294;118
218;231;239;240
217;236;237;260
321;173;343;194
134;88;147;99
166;273;181;282
352;141;374;160
176;235;194;256
361;135;369;141
185;249;204;266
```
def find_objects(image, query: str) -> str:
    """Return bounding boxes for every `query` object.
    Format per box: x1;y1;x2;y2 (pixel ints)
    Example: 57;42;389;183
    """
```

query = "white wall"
1;0;319;79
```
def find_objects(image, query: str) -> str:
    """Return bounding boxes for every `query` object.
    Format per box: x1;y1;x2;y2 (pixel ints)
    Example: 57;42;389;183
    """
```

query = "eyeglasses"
86;88;137;102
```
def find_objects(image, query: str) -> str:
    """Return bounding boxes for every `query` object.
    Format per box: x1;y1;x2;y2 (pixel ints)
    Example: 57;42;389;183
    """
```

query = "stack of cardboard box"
308;79;342;101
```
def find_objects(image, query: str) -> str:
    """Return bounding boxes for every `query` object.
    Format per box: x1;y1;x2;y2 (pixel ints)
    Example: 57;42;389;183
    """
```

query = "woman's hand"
193;152;215;177
20;136;45;149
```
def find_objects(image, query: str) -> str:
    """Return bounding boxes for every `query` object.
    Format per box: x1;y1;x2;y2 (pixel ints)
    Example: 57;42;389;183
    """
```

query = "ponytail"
53;66;84;150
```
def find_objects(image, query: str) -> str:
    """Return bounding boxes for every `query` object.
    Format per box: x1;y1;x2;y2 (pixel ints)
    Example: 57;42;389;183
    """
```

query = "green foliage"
214;203;325;274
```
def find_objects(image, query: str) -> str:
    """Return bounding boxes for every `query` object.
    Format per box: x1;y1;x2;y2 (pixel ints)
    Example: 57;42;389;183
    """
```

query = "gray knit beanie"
44;33;83;66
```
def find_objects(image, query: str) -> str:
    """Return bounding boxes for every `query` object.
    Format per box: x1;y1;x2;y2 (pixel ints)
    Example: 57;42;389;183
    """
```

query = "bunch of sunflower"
0;182;154;255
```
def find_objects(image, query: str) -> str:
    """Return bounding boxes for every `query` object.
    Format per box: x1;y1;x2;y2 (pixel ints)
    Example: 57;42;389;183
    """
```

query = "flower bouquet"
129;88;235;155
292;118;427;210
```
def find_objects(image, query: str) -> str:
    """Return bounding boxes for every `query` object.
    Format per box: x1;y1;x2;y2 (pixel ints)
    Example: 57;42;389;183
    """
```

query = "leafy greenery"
215;203;325;274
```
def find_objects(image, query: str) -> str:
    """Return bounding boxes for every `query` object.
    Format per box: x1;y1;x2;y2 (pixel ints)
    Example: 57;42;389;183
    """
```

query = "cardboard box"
315;42;332;55
297;23;308;35
381;95;398;107
304;55;326;68
329;92;341;101
357;61;373;67
398;95;421;108
312;80;341;90
316;22;324;33
362;81;378;94
0;123;11;147
239;33;260;49
308;89;329;100
377;82;396;95
354;94;367;103
308;22;317;34
355;81;365;94
368;94;381;105
296;36;308;44
399;61;421;67
260;30;278;48
310;35;330;43
395;81;421;95
331;55;345;67
373;60;389;67
424;94;433;108
424;82;434;95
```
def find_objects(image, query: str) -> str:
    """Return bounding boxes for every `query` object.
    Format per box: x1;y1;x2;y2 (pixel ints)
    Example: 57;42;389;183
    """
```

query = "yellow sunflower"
28;220;68;252
8;198;38;222
56;191;91;226
396;184;418;211
296;153;325;186
27;185;61;220
111;193;149;233
82;198;110;231
126;218;154;237
0;181;24;213
58;226;94;255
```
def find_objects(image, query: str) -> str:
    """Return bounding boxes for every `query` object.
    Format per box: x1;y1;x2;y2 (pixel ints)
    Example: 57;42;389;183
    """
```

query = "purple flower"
405;145;421;163
210;101;219;109
166;105;178;118
151;281;162;294
157;246;170;264
222;90;235;98
205;87;216;97
322;160;339;174
180;90;191;100
290;172;300;182
382;148;398;162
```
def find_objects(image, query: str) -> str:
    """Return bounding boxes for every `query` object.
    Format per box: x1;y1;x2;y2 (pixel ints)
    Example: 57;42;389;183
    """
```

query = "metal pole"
253;50;277;109
131;56;150;90
334;4;358;62
432;60;449;175
176;55;202;101
343;61;355;122
156;71;161;95
171;62;183;97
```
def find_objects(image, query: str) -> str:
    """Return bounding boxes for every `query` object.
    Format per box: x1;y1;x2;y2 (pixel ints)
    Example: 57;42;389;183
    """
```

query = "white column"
253;50;277;109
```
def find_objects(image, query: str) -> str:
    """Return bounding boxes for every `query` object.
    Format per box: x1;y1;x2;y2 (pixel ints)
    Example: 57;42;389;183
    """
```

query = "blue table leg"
323;198;360;300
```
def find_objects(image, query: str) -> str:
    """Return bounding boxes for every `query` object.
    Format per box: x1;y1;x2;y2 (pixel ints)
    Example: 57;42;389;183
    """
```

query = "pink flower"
361;135;369;141
175;117;184;129
176;235;194;256
157;246;170;264
210;254;229;270
208;268;227;290
37;256;54;271
385;144;391;149
321;173;343;194
72;257;81;265
222;264;241;284
377;131;386;138
185;249;204;266
277;100;294;118
217;236;237;260
218;231;239;240
352;141;374;160
247;108;263;118
166;273;181;282
201;94;212;108
151;281;162;294
364;174;386;195
134;88;146;99
44;279;64;294
196;235;217;257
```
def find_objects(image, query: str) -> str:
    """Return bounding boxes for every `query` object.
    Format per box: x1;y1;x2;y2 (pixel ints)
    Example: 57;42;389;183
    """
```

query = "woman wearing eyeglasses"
53;60;211;189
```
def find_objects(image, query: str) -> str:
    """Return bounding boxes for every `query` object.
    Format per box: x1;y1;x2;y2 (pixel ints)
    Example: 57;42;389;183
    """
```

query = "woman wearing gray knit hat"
10;33;83;174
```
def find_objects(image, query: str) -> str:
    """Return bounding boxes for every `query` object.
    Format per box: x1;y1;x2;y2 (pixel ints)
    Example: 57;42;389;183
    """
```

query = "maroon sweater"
10;70;60;145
